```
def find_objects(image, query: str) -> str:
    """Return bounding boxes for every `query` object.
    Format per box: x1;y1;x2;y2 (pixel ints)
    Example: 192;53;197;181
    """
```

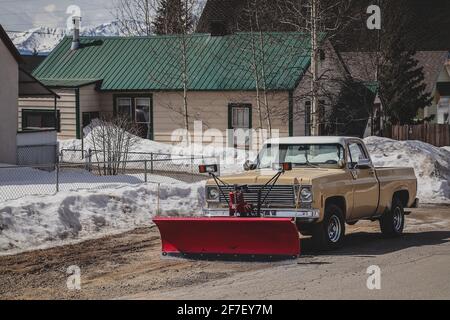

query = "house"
0;24;58;165
340;51;450;132
22;30;352;146
430;53;450;124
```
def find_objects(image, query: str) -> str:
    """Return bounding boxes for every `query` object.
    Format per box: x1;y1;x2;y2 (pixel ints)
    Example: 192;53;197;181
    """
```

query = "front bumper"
203;208;320;221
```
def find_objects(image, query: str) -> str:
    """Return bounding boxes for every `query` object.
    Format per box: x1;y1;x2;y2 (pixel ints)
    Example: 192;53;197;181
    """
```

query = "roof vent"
71;16;81;51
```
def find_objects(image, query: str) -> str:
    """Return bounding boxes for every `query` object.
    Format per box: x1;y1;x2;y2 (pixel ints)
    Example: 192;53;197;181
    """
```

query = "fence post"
87;148;92;172
157;183;161;215
150;153;154;174
191;155;195;183
56;163;60;193
144;160;148;183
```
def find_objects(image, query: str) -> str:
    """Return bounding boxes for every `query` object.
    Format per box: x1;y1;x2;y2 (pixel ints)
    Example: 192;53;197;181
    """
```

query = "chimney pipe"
71;16;81;51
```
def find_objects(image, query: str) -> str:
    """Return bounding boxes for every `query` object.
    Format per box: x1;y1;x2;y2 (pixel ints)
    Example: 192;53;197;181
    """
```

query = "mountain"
9;0;207;56
8;22;124;55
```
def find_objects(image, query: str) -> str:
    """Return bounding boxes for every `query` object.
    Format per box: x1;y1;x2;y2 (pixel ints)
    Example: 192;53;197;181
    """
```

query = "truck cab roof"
264;136;363;146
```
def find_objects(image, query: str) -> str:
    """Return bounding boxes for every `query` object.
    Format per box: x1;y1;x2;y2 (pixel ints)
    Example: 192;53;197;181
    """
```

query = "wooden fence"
388;124;450;147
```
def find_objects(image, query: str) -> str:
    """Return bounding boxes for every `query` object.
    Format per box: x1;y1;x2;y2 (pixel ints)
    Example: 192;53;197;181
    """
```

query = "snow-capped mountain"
9;0;207;56
8;22;124;55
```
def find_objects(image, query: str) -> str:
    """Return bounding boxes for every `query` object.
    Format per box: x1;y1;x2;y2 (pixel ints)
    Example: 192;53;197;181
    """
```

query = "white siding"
18;89;77;140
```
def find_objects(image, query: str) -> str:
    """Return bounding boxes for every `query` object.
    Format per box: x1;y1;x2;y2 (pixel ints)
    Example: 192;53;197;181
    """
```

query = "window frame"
113;94;154;140
347;141;369;167
22;109;61;132
134;97;151;124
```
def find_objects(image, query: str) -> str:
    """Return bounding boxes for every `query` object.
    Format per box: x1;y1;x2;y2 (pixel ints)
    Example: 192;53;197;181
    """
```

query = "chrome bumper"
203;208;320;220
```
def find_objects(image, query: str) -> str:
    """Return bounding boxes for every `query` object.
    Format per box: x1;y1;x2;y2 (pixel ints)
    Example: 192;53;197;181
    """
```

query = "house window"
229;104;252;149
318;100;326;135
22;109;60;132
305;101;311;136
135;98;151;124
82;112;100;128
114;95;153;140
117;98;132;118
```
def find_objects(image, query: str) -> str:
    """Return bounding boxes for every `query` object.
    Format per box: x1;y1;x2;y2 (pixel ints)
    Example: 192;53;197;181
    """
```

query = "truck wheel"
380;197;405;237
312;205;345;251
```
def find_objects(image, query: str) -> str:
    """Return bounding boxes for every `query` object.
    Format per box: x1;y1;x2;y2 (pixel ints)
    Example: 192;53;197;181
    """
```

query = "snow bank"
0;166;183;202
364;137;450;204
59;126;252;176
0;182;205;255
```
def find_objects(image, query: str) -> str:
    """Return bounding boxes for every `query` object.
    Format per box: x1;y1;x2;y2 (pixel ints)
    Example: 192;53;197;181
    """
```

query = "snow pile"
59;125;253;176
364;137;450;204
0;182;205;254
0;166;183;202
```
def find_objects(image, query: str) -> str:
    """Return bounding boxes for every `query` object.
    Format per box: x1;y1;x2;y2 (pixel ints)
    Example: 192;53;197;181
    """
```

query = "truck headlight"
206;186;220;202
300;187;313;203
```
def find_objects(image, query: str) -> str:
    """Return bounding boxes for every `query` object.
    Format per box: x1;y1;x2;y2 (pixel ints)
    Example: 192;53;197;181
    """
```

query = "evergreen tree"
378;1;432;126
153;0;194;35
379;49;431;125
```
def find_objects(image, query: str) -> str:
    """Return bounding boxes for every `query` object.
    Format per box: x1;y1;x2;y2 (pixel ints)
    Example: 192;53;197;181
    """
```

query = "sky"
0;0;116;32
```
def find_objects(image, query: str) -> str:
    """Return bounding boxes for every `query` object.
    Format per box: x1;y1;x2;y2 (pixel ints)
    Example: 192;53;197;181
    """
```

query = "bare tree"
275;0;359;135
113;0;159;36
86;115;140;176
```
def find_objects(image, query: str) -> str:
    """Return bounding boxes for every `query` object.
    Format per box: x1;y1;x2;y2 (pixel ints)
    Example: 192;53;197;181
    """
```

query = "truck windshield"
257;144;345;169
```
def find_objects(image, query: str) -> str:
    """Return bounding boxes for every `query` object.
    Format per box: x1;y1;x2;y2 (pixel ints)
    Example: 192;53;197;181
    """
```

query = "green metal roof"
39;79;102;88
33;33;320;91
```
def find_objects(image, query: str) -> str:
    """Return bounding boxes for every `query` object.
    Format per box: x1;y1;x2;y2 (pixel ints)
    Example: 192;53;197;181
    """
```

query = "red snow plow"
153;164;301;259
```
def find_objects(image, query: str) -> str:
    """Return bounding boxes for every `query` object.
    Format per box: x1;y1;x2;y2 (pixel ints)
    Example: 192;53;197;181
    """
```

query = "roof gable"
34;33;319;91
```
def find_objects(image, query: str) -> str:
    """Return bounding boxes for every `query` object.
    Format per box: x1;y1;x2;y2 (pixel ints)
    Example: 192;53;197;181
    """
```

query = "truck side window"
348;142;368;164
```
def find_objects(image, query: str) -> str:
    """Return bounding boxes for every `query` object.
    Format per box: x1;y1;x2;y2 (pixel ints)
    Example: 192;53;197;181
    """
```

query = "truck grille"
219;185;295;205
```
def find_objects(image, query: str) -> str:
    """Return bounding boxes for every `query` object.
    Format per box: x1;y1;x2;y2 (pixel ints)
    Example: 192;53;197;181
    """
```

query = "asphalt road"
1;204;449;300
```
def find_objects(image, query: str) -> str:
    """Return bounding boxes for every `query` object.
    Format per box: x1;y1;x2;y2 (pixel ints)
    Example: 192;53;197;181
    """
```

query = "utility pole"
310;0;319;136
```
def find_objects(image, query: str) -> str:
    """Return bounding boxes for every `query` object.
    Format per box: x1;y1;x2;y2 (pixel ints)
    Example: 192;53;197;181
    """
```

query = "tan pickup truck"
204;137;418;250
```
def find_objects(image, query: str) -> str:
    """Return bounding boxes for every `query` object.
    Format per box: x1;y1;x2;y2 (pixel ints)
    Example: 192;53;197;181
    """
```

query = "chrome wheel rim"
328;215;342;243
393;207;403;231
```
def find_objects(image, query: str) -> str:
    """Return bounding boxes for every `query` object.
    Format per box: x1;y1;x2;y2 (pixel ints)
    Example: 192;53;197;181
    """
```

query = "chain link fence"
0;152;218;202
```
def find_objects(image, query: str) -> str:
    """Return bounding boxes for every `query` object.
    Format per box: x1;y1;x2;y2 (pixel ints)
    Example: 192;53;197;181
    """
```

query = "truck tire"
380;197;405;237
311;204;345;251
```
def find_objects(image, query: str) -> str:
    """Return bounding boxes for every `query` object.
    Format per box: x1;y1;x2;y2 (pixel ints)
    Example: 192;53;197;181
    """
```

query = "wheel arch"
325;196;347;219
392;189;409;208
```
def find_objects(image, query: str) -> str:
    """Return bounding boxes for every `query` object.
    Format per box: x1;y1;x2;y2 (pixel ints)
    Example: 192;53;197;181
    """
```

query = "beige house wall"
18;89;77;140
96;90;290;145
18;87;291;144
0;38;19;164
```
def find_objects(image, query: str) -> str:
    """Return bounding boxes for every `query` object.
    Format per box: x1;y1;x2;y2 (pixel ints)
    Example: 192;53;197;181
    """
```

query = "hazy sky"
0;0;116;31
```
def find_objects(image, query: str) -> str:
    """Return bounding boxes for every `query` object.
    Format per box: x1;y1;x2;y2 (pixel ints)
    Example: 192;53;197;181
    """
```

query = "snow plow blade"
153;217;300;258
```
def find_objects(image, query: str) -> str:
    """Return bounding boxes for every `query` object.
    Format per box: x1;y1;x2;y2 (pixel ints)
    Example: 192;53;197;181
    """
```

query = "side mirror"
356;158;372;170
243;160;257;171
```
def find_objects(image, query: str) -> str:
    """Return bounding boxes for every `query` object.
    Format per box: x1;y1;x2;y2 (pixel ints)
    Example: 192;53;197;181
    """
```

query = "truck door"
347;141;379;220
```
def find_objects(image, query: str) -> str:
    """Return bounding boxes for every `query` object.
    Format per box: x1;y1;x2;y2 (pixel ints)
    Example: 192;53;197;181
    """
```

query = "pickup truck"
204;136;419;250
